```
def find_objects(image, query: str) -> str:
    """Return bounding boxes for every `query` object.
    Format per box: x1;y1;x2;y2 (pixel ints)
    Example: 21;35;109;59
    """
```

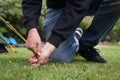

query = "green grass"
0;44;120;80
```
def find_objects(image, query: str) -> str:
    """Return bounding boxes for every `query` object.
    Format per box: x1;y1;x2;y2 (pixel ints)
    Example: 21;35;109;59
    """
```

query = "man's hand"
29;55;38;66
29;42;56;67
36;42;56;66
26;28;42;56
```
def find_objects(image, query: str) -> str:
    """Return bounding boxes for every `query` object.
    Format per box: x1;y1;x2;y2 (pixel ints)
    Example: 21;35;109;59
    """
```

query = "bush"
0;0;26;43
0;0;46;43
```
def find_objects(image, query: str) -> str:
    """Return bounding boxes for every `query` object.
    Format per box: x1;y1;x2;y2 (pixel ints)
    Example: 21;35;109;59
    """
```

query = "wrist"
42;42;56;56
28;28;37;34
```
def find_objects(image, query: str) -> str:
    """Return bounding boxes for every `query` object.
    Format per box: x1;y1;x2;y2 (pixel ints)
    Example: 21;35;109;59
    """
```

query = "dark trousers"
79;0;120;50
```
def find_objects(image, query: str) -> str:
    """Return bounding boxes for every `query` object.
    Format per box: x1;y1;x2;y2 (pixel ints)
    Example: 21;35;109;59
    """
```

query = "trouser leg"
42;8;79;62
79;0;120;50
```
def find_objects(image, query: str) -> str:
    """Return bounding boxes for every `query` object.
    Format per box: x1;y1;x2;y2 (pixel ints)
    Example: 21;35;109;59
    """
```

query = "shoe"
79;47;107;63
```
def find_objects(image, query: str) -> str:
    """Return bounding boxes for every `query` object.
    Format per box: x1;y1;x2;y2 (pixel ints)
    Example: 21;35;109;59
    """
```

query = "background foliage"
0;0;120;43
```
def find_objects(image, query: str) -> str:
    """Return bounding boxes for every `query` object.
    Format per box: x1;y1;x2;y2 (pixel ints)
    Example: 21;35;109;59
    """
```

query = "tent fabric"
7;37;17;45
0;33;8;53
0;43;8;53
0;33;17;53
0;33;9;44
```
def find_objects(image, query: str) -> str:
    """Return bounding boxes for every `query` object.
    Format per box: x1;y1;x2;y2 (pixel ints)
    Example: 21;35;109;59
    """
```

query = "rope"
0;16;26;42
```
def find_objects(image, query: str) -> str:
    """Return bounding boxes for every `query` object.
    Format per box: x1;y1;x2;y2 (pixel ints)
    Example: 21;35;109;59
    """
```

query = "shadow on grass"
72;58;100;64
73;59;88;62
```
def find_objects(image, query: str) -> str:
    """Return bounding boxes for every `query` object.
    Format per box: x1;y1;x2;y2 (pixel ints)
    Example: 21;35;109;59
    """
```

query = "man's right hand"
26;28;42;56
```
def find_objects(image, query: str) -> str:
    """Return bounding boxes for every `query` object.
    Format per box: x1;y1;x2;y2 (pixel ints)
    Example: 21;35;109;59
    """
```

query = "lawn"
0;44;120;80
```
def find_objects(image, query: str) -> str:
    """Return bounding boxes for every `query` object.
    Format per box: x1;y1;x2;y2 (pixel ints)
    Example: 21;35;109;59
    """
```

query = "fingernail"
37;52;41;56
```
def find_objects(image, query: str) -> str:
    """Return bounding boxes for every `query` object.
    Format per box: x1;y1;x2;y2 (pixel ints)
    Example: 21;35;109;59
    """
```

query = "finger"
30;62;37;66
29;56;38;65
29;55;37;61
36;42;42;53
28;44;37;55
35;57;48;67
